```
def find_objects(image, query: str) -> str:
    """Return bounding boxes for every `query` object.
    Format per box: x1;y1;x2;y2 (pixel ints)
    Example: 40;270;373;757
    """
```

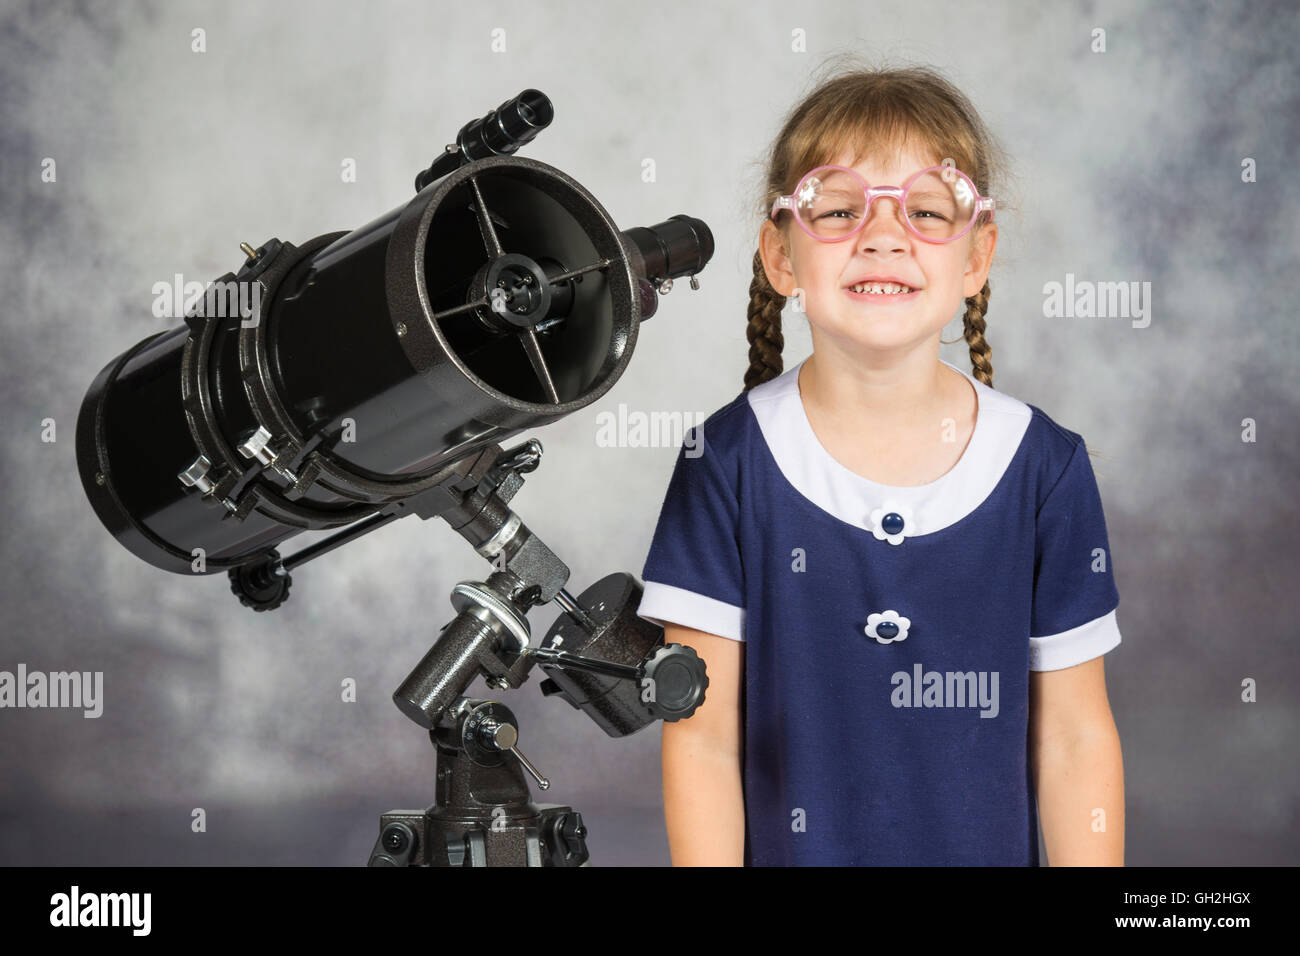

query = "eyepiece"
415;90;555;192
463;89;554;159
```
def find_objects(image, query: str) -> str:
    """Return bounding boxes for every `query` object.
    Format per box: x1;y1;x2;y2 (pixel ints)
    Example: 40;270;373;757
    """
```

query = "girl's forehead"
823;143;943;179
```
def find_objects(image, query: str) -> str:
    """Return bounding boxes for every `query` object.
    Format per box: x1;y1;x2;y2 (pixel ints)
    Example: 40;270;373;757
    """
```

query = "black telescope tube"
76;154;714;576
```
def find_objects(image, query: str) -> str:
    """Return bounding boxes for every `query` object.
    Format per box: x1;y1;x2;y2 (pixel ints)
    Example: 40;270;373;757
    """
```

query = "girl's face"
759;144;997;361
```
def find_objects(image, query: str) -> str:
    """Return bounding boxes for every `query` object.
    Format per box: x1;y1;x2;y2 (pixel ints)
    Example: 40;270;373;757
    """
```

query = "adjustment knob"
640;643;709;721
477;716;518;752
228;549;292;612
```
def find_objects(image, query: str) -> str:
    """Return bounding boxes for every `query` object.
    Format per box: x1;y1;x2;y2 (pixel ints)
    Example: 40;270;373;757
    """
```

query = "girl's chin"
809;315;945;350
823;308;937;331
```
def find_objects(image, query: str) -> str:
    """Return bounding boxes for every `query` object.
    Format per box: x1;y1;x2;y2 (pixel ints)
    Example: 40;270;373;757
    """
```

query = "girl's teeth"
851;282;913;294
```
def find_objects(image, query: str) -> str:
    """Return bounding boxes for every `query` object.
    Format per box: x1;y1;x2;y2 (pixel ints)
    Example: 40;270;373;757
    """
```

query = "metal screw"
178;455;216;495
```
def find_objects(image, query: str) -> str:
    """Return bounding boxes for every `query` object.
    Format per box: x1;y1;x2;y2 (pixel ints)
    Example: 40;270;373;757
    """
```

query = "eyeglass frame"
770;163;996;244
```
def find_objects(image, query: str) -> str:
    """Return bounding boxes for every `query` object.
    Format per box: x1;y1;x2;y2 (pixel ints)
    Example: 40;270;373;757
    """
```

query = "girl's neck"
799;348;960;432
795;347;979;488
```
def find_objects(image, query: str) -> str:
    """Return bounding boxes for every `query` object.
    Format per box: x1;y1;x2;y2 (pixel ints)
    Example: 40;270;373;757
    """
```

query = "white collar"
745;357;1032;537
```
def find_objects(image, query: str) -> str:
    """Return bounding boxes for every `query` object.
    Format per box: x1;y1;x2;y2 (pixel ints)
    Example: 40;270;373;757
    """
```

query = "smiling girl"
638;64;1126;866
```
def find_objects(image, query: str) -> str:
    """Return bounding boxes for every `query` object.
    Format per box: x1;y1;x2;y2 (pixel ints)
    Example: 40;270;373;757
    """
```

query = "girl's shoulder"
955;363;1090;488
1015;399;1114;516
1020;400;1091;479
1022;400;1086;452
685;382;763;461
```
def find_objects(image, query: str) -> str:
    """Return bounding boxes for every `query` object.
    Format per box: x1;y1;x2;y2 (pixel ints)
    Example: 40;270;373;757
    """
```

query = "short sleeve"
1029;439;1122;671
636;425;746;642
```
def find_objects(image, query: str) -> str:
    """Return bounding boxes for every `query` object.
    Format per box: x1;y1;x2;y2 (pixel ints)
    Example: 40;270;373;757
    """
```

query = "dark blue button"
881;512;905;535
875;621;899;639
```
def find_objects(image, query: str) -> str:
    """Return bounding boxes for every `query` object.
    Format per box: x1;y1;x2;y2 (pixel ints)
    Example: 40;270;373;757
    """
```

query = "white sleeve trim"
1029;608;1122;671
637;581;745;642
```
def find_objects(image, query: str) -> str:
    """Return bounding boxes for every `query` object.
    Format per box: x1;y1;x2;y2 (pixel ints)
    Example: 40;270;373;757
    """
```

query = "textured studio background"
0;0;1296;866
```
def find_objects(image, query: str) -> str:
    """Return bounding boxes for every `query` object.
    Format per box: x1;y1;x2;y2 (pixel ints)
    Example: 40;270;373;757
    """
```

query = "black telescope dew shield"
77;150;713;574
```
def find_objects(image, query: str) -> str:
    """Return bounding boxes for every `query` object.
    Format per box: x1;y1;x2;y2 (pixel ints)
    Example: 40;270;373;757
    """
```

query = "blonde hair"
746;60;1009;393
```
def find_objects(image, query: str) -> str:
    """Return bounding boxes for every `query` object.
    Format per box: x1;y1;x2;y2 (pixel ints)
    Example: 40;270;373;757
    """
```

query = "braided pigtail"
962;279;994;388
744;249;786;392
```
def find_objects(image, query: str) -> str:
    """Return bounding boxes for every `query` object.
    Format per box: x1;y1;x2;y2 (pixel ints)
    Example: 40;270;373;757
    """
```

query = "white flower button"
865;610;910;645
868;498;914;546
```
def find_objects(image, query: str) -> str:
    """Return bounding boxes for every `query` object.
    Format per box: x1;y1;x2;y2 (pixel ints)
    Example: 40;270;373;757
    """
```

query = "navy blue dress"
639;357;1122;866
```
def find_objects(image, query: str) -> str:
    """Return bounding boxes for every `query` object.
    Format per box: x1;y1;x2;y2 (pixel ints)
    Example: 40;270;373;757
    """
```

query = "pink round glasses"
771;164;996;244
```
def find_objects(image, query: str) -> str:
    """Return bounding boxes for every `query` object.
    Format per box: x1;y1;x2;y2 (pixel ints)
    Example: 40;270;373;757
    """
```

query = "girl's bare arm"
660;624;745;866
1029;655;1126;865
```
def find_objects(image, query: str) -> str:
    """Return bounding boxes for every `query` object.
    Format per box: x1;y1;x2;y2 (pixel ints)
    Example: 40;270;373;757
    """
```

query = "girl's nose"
855;197;909;252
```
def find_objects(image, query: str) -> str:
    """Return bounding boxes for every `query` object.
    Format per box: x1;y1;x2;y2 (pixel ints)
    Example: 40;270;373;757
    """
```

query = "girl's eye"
815;208;858;220
909;208;951;222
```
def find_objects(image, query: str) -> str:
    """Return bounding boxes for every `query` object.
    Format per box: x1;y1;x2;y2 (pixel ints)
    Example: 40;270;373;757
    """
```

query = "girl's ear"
963;223;998;298
759;219;798;297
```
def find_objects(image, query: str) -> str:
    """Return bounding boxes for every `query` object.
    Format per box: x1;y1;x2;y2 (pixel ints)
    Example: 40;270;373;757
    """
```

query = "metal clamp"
237;425;299;484
177;454;238;513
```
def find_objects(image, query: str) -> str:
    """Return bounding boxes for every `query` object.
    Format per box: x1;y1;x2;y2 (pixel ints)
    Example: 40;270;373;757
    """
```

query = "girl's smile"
844;284;922;304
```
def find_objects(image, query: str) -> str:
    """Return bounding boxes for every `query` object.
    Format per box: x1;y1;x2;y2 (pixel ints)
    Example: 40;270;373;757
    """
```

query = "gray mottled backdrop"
1;0;1296;865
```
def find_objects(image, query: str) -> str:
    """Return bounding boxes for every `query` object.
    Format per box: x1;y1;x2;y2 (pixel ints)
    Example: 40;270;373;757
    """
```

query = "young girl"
637;65;1125;866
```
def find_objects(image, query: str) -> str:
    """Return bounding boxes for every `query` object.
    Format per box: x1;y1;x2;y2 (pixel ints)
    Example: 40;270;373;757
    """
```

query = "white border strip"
637;581;746;642
1029;608;1122;671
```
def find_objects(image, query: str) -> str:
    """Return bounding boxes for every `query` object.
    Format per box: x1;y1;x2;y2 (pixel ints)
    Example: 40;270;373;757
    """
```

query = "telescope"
74;89;714;866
